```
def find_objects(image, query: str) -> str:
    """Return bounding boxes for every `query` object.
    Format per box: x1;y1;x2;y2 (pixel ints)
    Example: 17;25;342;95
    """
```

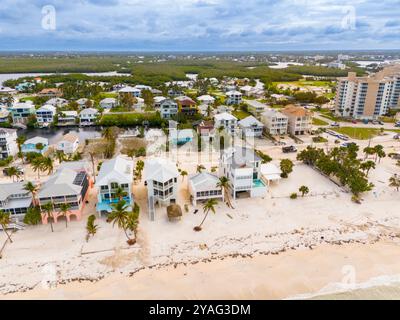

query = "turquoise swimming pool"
253;179;266;188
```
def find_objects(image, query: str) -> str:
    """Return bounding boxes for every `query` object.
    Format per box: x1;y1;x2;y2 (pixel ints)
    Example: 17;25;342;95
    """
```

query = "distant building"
100;98;117;109
38;88;62;98
214;112;238;135
76;98;94;109
0;128;18;159
245;100;268;116
225;90;243;105
335;65;400;120
57;133;79;154
79;108;99;126
57;111;78;126
160;99;178;119
46;98;68;108
261;109;289;135
10;102;35;124
281;105;313;135
197;120;215;140
21;137;49;155
119;86;141;98
238;115;264;138
197;95;215;105
176;97;197;116
36;104;56;125
153;96;167;109
0;107;10;123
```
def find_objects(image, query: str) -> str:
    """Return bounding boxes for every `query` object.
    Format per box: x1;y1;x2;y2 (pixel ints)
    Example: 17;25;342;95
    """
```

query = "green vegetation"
297;145;374;198
312;136;328;143
312;118;329;126
99;112;166;127
332;127;380;140
232;109;251;120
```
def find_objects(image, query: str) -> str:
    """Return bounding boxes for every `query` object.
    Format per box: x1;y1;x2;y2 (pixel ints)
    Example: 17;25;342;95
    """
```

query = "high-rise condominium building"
335;64;400;120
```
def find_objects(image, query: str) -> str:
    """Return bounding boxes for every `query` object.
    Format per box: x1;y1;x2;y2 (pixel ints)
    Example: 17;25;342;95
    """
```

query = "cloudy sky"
0;0;399;51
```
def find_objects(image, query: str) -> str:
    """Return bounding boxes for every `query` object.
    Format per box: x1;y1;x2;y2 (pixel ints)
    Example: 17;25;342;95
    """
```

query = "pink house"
37;161;93;224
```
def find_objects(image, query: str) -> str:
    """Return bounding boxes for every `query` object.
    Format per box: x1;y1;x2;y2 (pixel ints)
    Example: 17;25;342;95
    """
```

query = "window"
110;182;119;189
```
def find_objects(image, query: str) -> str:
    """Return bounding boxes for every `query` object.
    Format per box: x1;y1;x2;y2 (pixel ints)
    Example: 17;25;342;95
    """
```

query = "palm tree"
5;166;21;182
180;170;188;182
135;160;145;181
23;181;38;205
299;185;309;197
194;199;218;232
107;200;132;243
196;164;205;173
363;146;375;161
59;203;71;228
41;202;55;232
31;157;43;179
41;157;54;175
0;210;13;243
16;135;26;154
125;203;140;245
86;215;98;242
389;174;400;192
217;176;233;208
35;143;44;154
115;186;128;201
360;160;376;177
374;145;386;163
54;151;66;164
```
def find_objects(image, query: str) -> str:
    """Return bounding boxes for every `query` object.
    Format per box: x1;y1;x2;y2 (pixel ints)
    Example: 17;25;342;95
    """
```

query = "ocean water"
288;274;400;300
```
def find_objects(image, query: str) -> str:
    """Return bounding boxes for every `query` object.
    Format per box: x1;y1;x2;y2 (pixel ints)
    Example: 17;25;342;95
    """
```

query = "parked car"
351;120;358;124
395;122;400;128
331;122;340;127
393;134;400;140
282;146;297;153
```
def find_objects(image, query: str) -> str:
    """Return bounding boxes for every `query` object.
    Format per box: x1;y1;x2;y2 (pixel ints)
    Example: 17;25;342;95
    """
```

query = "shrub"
290;193;298;199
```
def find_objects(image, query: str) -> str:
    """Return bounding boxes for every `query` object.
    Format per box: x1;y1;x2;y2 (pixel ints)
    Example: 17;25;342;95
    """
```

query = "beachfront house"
57;111;78;126
261;109;289;136
281;105;313;135
79;108;99;126
226;90;243;105
37;161;92;224
144;158;179;212
260;163;282;186
99;98;117;110
197;120;215;140
95;156;134;215
57;133;79;154
214;112;238;135
219;147;267;200
10;102;35;124
238;116;264;138
0;182;33;219
0;128;18;159
188;172;224;206
160;99;178;119
21;137;49;155
197;95;215;105
76;98;94;109
36;104;56;125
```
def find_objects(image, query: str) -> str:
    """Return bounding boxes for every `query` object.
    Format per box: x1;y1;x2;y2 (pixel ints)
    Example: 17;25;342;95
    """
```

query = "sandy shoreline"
3;241;400;300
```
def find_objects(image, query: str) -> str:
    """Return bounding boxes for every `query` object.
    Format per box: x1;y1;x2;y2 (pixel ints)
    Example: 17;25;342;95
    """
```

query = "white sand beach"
0;137;399;299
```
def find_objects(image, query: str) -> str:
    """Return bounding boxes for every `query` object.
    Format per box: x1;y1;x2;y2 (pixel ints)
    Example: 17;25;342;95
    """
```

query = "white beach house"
188;172;224;206
144;158;179;215
95;156;134;215
214;112;238;135
57;111;78;126
238;115;264;138
219;147;267;199
197;95;215;105
0;182;33;219
100;98;117;109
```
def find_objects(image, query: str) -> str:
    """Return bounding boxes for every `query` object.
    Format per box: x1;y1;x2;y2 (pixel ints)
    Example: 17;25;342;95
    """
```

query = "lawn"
332;127;380;140
232;109;251;120
312;118;329;126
